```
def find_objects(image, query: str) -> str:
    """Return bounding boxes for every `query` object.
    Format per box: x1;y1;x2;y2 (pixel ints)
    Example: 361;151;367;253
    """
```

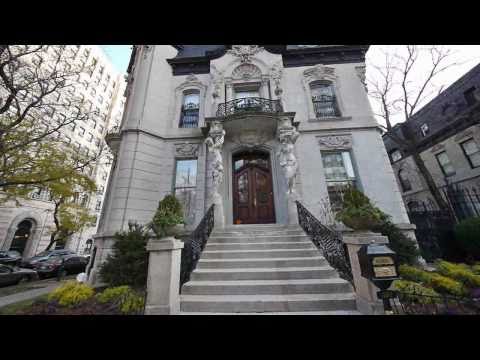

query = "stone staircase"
180;224;360;314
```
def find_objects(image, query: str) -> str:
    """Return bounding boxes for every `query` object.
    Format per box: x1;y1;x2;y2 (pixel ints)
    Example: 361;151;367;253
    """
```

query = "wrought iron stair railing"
180;204;215;287
296;201;353;284
216;97;283;117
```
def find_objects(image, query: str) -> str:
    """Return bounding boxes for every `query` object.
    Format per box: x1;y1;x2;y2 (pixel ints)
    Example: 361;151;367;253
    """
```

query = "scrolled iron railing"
216;97;283;117
180;204;215;287
296;201;353;284
179;103;200;128
312;94;340;118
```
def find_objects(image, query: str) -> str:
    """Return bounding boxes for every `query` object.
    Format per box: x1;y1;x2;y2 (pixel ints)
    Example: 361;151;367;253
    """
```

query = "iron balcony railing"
216;97;283;117
312;95;340;118
296;201;353;284
179;103;199;128
180;204;215;287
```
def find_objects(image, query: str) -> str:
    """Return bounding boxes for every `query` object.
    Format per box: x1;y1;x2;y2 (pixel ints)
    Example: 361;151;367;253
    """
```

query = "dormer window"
179;90;199;128
420;123;429;137
310;81;340;118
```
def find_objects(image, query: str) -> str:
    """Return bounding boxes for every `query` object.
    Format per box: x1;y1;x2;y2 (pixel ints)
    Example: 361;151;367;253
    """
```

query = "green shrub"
335;187;384;230
96;286;144;314
392;280;439;303
149;195;184;237
48;281;94;307
435;260;480;288
454;217;480;259
99;223;149;288
399;265;430;283
472;264;480;275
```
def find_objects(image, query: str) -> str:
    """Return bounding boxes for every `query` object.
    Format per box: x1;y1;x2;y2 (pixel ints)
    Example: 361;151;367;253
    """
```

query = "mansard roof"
383;62;480;154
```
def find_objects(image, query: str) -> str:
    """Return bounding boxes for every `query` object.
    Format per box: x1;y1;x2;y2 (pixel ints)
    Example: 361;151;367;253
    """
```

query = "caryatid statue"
205;121;226;227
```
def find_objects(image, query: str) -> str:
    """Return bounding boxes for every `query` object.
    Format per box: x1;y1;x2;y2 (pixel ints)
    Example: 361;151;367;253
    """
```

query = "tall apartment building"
0;45;127;258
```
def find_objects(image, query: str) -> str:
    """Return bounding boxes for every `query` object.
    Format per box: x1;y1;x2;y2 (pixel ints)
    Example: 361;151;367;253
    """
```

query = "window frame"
435;151;455;177
310;81;341;119
398;169;412;192
460;138;480;169
172;158;198;225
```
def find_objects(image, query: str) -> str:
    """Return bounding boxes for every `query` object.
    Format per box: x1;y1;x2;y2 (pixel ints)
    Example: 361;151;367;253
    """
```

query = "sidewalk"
0;281;62;309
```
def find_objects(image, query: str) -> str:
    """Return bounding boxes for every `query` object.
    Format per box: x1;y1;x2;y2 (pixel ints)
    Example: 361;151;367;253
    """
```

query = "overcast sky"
366;45;480;127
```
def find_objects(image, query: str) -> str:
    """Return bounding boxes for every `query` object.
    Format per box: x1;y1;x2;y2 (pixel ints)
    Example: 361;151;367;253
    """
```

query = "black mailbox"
357;243;400;290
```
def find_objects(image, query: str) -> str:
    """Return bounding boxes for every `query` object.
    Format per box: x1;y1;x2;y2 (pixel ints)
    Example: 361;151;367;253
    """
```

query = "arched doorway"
9;220;33;256
232;150;275;224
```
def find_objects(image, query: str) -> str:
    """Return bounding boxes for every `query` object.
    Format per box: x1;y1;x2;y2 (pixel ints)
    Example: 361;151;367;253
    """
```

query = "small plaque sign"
374;266;397;278
373;256;394;266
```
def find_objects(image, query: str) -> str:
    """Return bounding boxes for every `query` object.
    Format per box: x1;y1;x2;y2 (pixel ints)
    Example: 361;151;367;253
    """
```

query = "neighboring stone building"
383;62;480;215
89;45;415;285
0;45;127;258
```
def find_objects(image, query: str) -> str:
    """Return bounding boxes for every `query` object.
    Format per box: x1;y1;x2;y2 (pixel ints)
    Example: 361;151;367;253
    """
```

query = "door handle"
253;197;257;207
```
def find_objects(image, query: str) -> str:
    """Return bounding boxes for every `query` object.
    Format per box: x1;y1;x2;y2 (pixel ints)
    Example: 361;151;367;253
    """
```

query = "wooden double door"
233;152;275;224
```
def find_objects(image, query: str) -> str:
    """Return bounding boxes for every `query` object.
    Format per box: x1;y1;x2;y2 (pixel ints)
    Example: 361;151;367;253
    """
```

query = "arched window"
10;220;33;256
310;81;340;118
398;169;412;192
179;90;200;128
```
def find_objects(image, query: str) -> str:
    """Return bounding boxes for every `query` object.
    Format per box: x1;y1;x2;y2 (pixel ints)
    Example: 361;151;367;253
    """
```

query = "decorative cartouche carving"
355;65;367;91
231;63;262;80
227;45;264;63
232;130;271;149
175;143;199;157
210;65;224;100
303;64;336;82
277;117;300;195
317;135;352;150
270;61;283;98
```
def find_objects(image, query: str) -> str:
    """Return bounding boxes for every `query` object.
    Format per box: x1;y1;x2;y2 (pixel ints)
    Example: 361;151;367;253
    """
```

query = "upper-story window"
436;151;455;177
390;149;402;163
398;169;412;192
234;84;261;110
179;90;200;128
310;82;340;118
460;138;480;168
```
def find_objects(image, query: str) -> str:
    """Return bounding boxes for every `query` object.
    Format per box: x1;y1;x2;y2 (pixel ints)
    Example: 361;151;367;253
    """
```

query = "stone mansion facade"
88;45;414;284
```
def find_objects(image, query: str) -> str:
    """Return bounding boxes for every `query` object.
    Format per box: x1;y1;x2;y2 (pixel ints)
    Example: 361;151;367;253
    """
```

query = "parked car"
0;250;22;267
0;264;39;287
21;249;76;269
33;254;89;279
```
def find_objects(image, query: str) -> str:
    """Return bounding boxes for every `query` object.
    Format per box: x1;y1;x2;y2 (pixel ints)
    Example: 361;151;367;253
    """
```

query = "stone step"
201;248;320;259
208;235;311;243
190;267;337;281
197;257;327;269
179;310;362;315
205;241;315;251
180;293;357;313
182;278;353;295
212;229;306;236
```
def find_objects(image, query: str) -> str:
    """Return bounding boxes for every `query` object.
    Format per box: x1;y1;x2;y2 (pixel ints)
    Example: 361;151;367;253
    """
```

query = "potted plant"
335;186;384;231
149;195;185;238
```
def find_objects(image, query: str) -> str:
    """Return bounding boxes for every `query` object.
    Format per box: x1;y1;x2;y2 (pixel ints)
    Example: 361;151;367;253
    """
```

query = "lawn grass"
0;294;49;315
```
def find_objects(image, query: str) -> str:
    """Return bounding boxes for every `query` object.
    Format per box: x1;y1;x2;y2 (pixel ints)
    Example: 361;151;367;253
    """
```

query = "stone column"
342;231;389;315
205;121;226;228
277;116;300;225
145;237;184;315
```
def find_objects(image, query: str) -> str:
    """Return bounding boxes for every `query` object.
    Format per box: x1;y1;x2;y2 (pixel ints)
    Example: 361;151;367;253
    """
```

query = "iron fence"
180;204;215;287
296;201;353;284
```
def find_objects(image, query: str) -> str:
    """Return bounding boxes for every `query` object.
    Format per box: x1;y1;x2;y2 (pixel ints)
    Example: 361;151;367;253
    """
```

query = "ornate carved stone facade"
317;134;353;150
227;45;264;63
175;143;199;157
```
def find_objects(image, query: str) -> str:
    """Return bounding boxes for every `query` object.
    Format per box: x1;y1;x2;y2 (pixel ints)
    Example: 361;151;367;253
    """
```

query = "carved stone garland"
317;135;352;150
205;121;226;227
175;143;199;157
227;45;264;63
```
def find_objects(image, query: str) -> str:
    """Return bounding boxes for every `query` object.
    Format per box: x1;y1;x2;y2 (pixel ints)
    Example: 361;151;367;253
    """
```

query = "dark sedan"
0;250;22;267
21;249;76;269
0;264;39;287
33;255;89;279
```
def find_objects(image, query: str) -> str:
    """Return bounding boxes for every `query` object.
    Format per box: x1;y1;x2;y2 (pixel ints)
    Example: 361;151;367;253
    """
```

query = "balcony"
216;97;283;117
104;125;120;154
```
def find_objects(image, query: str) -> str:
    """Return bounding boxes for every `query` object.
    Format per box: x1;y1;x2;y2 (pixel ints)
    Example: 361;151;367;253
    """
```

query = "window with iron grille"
179;90;199;128
436;151;455;177
321;151;356;211
460;138;480;168
311;82;340;118
174;159;197;224
398;169;412;192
